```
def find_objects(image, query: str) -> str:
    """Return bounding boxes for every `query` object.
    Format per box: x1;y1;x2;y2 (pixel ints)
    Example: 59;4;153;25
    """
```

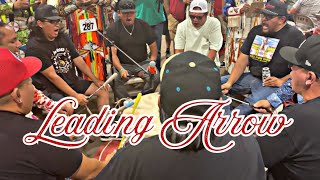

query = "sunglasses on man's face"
42;19;62;25
262;14;278;21
189;15;205;20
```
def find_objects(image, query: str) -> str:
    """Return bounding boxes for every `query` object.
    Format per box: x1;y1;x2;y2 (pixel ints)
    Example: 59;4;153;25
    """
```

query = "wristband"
119;67;125;73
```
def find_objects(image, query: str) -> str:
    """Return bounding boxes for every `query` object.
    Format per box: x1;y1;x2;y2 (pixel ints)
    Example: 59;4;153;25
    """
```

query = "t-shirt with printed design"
240;24;305;78
26;32;81;93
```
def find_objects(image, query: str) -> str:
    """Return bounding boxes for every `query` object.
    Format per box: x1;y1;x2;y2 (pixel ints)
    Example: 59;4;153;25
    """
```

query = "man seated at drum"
25;5;109;111
255;35;320;180
221;0;305;115
0;48;112;179
106;0;160;99
0;22;73;119
95;51;266;180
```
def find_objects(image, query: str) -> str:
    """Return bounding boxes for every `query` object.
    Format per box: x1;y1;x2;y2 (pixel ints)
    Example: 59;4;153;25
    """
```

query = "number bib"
79;18;98;33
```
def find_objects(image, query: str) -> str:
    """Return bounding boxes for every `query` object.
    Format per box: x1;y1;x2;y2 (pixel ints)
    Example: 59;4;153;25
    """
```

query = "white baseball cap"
189;0;208;13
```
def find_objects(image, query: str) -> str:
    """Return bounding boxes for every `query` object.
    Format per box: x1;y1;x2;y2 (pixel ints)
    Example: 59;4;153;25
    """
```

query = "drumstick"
85;105;93;115
118;136;126;149
131;93;142;114
87;73;118;100
224;95;273;113
118;93;142;149
224;95;250;106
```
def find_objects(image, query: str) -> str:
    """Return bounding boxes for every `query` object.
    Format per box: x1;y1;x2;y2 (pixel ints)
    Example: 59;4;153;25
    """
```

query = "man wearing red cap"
0;22;73;118
0;48;113;179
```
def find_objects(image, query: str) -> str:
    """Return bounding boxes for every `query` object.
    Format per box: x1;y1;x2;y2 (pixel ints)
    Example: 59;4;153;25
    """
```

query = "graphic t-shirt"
26;32;81;93
249;35;280;63
241;24;305;78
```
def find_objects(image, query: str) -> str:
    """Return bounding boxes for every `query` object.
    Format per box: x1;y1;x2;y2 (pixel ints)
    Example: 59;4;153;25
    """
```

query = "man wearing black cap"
106;0;160;98
96;51;266;180
256;35;320;180
25;5;109;111
221;0;305;115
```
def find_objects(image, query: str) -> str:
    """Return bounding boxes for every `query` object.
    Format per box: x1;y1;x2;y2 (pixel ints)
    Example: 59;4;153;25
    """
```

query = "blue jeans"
151;22;164;71
221;73;278;115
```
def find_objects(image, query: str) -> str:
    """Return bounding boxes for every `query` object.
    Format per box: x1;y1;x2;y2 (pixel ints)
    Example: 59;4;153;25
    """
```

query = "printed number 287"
83;23;94;31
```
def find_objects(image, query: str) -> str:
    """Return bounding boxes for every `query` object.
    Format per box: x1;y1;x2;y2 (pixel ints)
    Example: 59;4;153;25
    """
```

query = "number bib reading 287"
79;18;98;33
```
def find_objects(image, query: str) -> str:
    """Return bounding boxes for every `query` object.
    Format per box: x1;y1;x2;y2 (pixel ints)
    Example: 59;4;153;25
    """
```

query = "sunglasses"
189;15;205;20
261;14;278;21
42;19;62;25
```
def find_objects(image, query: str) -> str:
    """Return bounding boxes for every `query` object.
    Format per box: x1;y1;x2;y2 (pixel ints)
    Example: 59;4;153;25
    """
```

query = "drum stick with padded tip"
87;73;118;100
131;93;142;114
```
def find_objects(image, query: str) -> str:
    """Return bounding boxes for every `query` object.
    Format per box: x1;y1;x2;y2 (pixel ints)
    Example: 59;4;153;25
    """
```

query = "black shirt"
96;135;266;180
106;19;157;65
241;24;305;78
0;111;82;179
257;97;320;180
26;32;80;93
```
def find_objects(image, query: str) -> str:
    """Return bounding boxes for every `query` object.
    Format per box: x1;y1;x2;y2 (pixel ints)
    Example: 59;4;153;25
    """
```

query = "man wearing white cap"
174;0;223;64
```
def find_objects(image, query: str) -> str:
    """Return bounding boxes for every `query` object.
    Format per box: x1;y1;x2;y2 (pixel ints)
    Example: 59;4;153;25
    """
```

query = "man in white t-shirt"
174;0;223;64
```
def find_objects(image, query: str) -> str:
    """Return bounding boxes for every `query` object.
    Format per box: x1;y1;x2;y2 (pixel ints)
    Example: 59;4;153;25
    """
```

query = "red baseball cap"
0;48;42;96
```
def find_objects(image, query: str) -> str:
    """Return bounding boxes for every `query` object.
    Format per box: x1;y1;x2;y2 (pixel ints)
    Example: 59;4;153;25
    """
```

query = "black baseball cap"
35;4;62;21
160;51;222;120
280;35;320;77
118;0;136;13
260;0;288;16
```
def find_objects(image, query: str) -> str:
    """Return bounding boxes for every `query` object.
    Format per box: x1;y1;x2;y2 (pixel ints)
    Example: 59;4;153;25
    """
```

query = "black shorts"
43;80;92;101
70;80;92;94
